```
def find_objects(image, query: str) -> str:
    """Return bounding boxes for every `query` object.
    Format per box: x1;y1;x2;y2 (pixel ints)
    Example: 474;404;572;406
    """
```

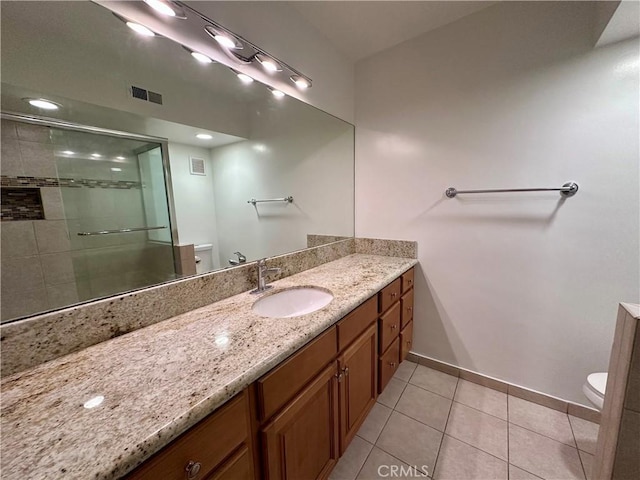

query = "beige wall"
354;2;639;404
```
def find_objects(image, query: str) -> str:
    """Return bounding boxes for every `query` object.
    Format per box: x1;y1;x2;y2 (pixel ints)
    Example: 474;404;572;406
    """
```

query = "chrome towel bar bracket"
445;182;578;199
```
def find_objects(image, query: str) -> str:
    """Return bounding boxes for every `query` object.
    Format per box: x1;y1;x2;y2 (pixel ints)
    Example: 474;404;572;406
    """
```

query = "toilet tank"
194;243;213;274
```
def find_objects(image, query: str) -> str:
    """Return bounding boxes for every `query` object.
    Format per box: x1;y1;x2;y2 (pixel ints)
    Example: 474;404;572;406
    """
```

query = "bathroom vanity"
0;254;416;479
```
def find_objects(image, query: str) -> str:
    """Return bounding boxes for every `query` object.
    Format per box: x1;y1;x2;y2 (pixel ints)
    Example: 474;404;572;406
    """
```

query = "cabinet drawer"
402;268;415;293
207;445;252;480
127;391;249;480
379;278;401;313
378;302;401;353
337;296;377;351
400;321;413;362
378;338;400;393
401;289;414;329
258;327;337;421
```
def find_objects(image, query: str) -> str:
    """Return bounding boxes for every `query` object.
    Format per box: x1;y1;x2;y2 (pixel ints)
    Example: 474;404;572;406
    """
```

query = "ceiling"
289;1;496;61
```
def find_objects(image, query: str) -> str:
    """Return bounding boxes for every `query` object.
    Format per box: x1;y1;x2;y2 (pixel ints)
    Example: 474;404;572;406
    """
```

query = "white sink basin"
252;287;333;318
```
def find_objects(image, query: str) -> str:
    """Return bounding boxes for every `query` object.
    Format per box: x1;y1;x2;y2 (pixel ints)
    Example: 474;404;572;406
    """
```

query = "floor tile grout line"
568;412;589;480
430;376;459;478
508;418;578;449
451;398;508;422
507;463;544;480
352;440;376;480
407;378;457;402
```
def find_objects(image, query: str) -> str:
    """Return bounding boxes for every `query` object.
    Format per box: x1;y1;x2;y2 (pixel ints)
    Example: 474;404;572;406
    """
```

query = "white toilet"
583;372;607;410
194;244;214;274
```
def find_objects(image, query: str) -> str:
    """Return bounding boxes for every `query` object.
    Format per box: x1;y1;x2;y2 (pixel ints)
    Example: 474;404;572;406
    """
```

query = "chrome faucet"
251;258;281;294
229;251;247;266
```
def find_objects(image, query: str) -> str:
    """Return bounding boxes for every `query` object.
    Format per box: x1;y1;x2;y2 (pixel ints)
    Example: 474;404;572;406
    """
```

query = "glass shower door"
53;127;176;302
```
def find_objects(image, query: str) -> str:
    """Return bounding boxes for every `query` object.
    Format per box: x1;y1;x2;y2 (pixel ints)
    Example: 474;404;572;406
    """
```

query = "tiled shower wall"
0;119;174;321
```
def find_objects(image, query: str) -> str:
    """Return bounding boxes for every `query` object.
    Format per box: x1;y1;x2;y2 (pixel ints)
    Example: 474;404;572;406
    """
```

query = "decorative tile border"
0;175;141;189
0;187;44;221
407;351;601;424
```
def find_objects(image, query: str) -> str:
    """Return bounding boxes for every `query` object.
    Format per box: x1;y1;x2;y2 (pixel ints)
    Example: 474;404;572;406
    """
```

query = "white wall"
167;143;221;269
210;97;354;265
97;0;355;123
355;1;639;404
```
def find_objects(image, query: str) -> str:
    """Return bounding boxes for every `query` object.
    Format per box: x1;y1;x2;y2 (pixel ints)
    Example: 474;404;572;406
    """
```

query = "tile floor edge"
407;352;601;425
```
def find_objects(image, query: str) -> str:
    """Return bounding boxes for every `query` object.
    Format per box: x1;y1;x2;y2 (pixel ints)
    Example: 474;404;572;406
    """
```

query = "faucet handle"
257;258;267;267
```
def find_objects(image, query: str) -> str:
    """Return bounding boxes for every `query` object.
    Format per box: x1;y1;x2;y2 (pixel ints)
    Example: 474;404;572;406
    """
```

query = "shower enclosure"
0;115;177;321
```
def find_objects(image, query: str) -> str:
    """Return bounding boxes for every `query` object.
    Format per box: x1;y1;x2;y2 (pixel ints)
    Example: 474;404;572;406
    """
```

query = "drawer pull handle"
390;324;397;330
343;367;349;377
391;292;397;298
185;461;202;479
389;362;396;368
335;372;344;382
408;307;413;312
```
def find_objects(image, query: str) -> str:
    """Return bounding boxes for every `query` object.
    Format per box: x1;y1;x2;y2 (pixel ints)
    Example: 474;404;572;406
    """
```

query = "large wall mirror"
0;1;354;323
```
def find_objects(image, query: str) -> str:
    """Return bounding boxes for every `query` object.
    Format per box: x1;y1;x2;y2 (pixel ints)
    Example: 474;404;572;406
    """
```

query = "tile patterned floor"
329;361;599;480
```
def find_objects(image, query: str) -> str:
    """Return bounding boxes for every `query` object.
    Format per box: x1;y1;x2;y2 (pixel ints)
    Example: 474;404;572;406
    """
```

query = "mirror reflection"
0;1;354;323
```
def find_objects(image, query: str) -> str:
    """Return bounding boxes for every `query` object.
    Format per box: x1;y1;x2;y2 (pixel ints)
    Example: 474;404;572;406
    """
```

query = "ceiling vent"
130;85;163;105
189;157;206;176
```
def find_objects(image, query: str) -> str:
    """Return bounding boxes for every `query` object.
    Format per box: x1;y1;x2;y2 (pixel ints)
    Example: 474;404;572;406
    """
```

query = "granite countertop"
1;253;417;479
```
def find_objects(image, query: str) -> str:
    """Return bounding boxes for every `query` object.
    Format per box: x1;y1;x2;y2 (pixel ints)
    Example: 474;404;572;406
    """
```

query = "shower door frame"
0;112;181;251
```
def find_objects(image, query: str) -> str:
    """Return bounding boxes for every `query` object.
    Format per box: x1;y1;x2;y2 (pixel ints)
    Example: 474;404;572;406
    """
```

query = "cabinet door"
262;363;340;480
379;338;401;393
401;289;414;329
379;302;401;353
400;321;413;362
339;324;377;454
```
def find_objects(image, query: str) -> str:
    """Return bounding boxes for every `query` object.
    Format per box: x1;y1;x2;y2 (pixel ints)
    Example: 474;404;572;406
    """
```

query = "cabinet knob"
343;367;349;377
185;461;202;479
390;324;397;330
391;292;397;298
408;307;413;312
389;362;396;368
335;372;344;382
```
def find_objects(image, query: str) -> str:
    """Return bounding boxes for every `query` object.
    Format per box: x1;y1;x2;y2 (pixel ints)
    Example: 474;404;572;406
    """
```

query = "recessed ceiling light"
111;167;122;172
204;26;243;50
143;0;175;17
91;153;102;158
237;73;254;84
196;133;213;140
290;75;312;89
61;150;75;155
191;51;213;64
126;21;155;37
256;53;282;72
115;156;126;160
83;395;104;409
270;88;286;98
24;98;60;110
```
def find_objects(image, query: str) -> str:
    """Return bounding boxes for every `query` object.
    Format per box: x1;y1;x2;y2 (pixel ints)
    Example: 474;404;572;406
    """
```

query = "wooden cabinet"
377;267;415;393
126;390;253;480
257;327;337;421
338;323;377;453
128;268;413;480
261;362;340;480
259;296;378;479
400;321;413;362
